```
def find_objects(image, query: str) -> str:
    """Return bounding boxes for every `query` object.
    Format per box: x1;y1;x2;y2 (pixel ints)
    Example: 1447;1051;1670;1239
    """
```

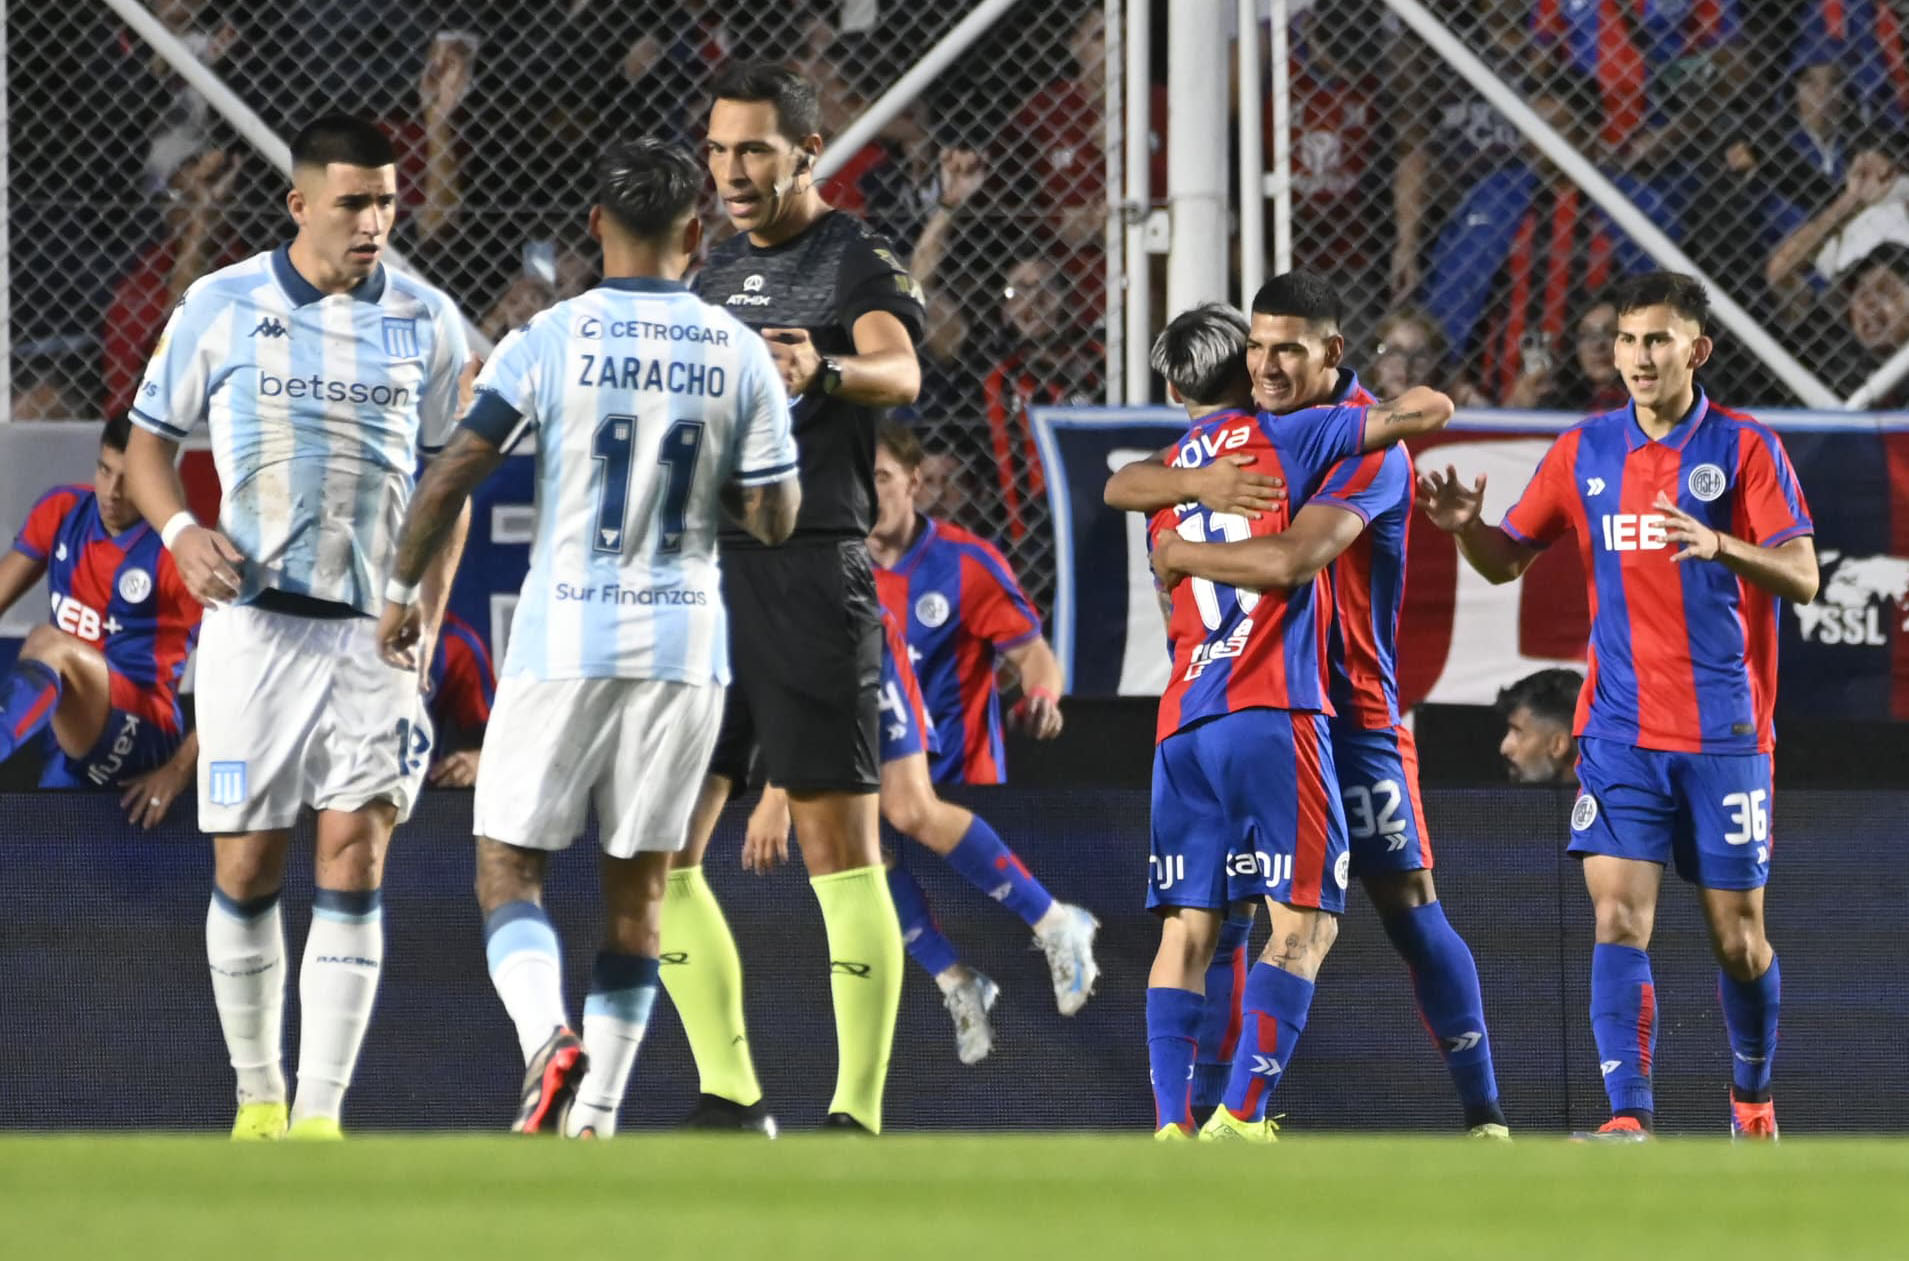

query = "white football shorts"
473;676;724;858
195;602;434;833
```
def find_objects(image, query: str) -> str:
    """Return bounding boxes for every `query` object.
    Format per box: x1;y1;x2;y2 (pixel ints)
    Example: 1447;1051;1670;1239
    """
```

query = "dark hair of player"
595;139;703;241
1609;271;1711;336
876;420;924;471
100;415;132;452
289;114;396;171
1494;667;1583;728
1251;270;1343;332
1150;302;1252;405
710;62;821;143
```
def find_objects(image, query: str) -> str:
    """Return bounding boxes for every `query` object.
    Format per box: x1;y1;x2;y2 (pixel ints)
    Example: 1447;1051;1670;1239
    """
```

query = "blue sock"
1590;943;1657;1118
942;817;1056;928
1719;955;1780;1101
0;660;61;761
1222;963;1315;1122
1146;987;1202;1132
1193;914;1253;1108
1381;903;1502;1124
886;864;961;977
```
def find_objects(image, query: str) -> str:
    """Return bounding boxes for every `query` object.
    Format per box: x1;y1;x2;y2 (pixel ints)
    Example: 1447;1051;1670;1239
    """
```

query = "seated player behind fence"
744;604;1100;1065
1108;286;1498;1137
379;137;799;1137
868;422;1065;786
422;608;495;789
1495;667;1584;786
0;416;200;824
1419;271;1814;1141
1108;292;1456;1141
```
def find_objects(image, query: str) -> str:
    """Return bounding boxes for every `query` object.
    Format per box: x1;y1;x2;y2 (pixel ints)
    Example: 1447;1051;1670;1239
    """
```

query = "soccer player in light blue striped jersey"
122;115;472;1141
378;138;800;1137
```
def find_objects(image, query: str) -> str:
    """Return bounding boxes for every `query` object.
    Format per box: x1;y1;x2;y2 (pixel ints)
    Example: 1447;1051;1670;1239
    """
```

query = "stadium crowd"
8;0;1909;608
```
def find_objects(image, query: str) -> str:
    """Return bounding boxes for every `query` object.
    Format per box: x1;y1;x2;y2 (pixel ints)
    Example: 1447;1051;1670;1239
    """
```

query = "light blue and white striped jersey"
466;276;796;686
130;244;468;615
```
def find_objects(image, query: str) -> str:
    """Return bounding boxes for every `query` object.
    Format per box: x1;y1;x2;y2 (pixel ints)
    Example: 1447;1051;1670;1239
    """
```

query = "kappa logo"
251;317;287;339
1585;477;1606;496
1571;794;1599;832
1687;462;1727;502
1442;1031;1483;1054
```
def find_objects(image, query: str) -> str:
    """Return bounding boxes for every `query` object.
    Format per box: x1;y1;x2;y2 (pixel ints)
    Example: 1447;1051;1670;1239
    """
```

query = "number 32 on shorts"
1345;779;1407;850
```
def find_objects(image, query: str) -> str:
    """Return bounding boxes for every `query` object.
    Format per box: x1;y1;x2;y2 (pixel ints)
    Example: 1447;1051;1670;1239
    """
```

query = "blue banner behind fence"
3;787;1903;1134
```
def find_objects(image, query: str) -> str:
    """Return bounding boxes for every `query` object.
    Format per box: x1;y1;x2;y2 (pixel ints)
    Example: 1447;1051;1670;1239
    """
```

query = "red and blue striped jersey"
1309;372;1418;730
1534;0;1740;147
1503;389;1812;754
1150;403;1369;743
873;517;1042;785
10;485;200;734
428;610;495;739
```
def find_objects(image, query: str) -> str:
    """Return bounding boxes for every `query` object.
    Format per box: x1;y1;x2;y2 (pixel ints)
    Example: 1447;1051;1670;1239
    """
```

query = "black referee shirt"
695;210;926;548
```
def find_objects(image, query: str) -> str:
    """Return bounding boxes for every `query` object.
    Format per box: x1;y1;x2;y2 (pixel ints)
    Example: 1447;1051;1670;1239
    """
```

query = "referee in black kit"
660;61;925;1136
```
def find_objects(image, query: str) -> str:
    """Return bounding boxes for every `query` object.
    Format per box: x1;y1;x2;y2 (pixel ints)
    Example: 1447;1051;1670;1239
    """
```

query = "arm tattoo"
393;429;503;586
1375;405;1424;429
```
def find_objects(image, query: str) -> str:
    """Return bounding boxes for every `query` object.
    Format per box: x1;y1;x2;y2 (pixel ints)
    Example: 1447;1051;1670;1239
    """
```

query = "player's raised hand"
378;598;425;670
1654;492;1721;562
1193;454;1285;519
742;787;792;875
763;328;822;396
1417;465;1486;533
172;525;245;605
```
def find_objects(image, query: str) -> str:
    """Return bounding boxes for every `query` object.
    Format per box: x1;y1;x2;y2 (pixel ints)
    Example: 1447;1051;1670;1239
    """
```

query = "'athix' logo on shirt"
727;274;772;307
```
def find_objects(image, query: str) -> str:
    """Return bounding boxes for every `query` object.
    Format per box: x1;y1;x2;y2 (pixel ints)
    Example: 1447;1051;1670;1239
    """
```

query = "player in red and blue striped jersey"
0;418;201;809
1421;272;1815;1141
421;610;496;789
866;426;1064;786
1109;282;1503;1137
1108;284;1455;1140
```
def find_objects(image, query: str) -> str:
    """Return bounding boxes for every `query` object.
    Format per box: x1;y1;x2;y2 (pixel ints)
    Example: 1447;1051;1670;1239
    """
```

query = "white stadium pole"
1124;0;1153;402
1380;0;1841;409
1269;0;1292;275
1237;0;1265;307
0;14;11;421
97;0;494;355
1167;0;1231;317
817;0;1025;178
1846;339;1909;410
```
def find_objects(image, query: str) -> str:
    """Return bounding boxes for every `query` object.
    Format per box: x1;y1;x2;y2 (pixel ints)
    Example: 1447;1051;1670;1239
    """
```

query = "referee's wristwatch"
816;356;844;397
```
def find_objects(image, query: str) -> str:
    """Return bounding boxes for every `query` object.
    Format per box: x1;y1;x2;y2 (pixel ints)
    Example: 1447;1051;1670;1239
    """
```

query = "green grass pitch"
4;1135;1907;1260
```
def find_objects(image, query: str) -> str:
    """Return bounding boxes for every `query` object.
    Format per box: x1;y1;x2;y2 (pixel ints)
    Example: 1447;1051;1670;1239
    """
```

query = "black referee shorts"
707;539;881;795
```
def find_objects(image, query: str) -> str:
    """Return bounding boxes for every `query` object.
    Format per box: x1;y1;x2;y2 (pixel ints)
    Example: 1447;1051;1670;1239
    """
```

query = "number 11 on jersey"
591;415;705;556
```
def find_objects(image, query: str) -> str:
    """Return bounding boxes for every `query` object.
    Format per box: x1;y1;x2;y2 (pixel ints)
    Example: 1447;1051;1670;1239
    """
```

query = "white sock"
483;901;570;1062
206;892;287;1104
934;965;968;996
291;890;385;1124
565;953;659;1138
1034;902;1073;938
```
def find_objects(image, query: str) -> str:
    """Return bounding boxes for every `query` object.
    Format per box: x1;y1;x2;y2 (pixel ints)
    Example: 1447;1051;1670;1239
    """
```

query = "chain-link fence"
1273;0;1909;413
11;2;1909;625
6;0;1112;622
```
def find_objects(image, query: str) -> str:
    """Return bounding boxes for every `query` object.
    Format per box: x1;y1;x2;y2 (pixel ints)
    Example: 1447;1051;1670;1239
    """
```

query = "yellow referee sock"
659;866;762;1107
811;865;904;1133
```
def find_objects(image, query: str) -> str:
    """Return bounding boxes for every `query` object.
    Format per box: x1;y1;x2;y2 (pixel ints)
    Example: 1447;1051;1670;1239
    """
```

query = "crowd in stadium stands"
7;1;1909;598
